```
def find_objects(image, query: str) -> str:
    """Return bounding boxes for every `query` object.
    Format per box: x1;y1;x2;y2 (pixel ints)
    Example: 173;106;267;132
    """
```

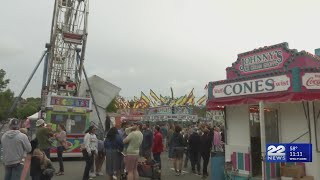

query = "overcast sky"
1;0;320;99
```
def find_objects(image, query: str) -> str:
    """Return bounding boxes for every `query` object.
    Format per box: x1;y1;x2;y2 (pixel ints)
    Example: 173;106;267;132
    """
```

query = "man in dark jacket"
200;128;212;178
141;123;153;160
188;128;201;175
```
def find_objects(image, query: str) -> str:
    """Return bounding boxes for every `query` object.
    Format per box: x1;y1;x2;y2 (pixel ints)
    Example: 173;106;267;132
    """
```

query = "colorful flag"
197;95;207;105
175;96;185;106
187;95;195;105
160;95;166;104
141;91;150;105
151;100;157;107
134;96;139;102
150;89;161;102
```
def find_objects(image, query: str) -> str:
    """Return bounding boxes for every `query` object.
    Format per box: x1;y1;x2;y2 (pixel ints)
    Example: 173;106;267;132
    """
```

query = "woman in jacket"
152;126;163;169
55;124;67;176
170;125;185;176
104;127;124;180
82;126;98;180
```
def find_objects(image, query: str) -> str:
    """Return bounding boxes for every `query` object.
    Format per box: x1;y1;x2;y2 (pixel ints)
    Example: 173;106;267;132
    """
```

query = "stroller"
137;159;161;180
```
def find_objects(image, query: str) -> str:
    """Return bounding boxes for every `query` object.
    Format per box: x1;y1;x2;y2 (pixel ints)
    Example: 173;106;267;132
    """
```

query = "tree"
16;97;41;119
0;69;10;91
0;69;14;121
106;98;118;113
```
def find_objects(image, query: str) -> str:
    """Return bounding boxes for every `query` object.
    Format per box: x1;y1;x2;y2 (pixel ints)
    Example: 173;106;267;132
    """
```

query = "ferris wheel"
46;0;89;96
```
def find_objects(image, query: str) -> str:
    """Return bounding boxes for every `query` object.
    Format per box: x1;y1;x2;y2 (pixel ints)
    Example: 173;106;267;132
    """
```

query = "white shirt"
84;133;98;154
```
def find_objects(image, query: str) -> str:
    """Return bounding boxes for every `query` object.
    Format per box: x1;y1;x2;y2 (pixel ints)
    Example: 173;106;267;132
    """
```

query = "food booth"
206;42;320;179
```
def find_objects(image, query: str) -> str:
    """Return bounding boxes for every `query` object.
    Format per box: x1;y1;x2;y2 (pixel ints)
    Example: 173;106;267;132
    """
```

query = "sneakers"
89;172;96;178
96;172;103;176
175;170;182;176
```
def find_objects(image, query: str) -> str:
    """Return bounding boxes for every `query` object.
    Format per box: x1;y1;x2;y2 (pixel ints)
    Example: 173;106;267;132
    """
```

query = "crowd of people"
0;117;224;180
1;118;66;180
81;120;224;180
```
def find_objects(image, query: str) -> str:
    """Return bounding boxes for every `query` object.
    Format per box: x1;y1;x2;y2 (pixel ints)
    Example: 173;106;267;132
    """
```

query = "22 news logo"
266;144;286;162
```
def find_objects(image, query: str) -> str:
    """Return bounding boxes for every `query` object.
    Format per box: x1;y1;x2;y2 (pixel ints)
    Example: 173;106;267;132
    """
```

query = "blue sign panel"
266;143;312;163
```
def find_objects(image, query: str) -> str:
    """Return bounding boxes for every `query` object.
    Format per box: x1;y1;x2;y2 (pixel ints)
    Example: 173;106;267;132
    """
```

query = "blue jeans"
4;164;24;180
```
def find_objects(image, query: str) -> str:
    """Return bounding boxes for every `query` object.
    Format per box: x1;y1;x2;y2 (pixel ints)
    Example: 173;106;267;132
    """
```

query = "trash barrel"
211;151;225;180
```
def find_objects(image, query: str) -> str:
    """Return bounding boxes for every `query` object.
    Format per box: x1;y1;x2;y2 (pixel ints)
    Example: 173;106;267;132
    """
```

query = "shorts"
173;147;184;160
124;155;139;172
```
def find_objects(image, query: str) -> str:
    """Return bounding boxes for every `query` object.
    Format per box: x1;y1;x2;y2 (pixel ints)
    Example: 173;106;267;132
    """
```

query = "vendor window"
69;114;87;134
249;106;279;177
51;113;68;128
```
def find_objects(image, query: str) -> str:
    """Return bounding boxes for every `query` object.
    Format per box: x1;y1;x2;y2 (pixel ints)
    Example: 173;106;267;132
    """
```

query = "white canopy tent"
27;112;40;120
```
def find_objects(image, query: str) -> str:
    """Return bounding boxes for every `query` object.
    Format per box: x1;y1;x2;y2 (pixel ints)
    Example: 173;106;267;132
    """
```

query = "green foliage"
0;69;10;91
0;89;14;120
106;98;118;113
16;97;41;119
0;69;14;120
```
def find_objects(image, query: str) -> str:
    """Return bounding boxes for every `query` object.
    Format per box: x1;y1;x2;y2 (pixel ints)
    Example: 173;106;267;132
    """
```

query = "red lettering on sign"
214;88;223;93
306;77;320;86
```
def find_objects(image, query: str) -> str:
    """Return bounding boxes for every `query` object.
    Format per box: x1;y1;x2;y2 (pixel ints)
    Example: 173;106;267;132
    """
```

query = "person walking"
35;119;53;158
123;122;143;180
199;128;212;178
82;126;98;180
55;124;67;176
152;126;163;169
1;118;32;180
170;125;185;176
188;127;201;175
141;123;153;161
105;127;124;180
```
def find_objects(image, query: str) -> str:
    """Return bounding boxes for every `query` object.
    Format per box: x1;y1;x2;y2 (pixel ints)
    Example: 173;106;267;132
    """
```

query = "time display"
286;143;312;162
289;152;302;157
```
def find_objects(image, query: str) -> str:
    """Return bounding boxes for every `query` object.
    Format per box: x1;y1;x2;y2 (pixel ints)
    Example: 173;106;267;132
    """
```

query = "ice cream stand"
207;42;320;179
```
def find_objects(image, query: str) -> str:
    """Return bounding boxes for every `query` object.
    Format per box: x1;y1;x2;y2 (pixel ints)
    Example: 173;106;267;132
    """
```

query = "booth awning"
207;92;320;109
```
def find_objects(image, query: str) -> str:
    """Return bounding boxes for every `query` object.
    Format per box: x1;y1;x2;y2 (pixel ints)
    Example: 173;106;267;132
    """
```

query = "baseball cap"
36;119;45;127
9;118;20;129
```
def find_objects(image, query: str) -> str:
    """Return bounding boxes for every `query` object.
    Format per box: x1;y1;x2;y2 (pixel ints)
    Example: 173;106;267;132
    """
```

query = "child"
30;149;55;180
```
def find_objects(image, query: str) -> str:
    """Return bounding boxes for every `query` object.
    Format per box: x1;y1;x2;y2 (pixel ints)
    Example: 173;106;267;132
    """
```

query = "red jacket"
152;131;163;153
